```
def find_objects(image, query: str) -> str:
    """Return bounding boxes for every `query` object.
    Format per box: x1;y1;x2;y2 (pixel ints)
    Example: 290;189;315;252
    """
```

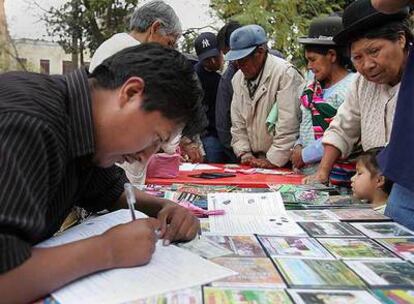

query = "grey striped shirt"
0;69;127;273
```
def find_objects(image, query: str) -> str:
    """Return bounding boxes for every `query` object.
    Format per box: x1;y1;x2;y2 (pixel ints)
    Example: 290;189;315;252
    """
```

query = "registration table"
146;164;304;188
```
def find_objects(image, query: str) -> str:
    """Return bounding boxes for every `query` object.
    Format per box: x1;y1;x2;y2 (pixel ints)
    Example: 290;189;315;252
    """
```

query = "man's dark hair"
348;20;413;51
304;44;354;71
217;20;241;51
90;43;207;138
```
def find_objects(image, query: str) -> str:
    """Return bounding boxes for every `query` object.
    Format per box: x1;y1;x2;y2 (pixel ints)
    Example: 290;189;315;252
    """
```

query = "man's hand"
250;158;276;169
241;154;255;165
102;218;160;268
371;0;412;13
291;145;305;169
180;142;203;163
157;201;200;245
303;169;329;184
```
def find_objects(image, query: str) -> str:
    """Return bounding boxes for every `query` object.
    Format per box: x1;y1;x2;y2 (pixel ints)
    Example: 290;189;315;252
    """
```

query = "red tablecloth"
146;164;304;188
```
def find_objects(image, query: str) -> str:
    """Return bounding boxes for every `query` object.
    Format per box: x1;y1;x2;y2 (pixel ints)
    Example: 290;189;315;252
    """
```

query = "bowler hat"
225;24;268;61
194;32;220;62
298;16;343;46
334;0;409;44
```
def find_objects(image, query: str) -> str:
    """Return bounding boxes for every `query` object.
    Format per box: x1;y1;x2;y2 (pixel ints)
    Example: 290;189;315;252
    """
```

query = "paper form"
207;192;306;236
37;210;236;304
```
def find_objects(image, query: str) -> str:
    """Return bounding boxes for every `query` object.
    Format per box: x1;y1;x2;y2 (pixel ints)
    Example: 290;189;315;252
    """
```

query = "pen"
124;183;136;221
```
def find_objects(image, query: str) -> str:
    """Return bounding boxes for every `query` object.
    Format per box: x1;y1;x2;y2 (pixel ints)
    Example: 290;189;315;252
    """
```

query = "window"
62;61;74;75
40;59;50;75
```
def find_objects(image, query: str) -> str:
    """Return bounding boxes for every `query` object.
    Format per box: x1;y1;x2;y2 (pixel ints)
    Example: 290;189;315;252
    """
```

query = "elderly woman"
372;0;414;229
292;16;356;186
305;0;412;188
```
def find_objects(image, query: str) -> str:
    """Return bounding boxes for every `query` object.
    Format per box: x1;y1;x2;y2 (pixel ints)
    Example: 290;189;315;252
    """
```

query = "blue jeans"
385;183;414;230
201;135;226;163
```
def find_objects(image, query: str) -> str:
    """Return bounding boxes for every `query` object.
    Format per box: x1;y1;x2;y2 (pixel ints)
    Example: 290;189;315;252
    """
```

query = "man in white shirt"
89;0;181;73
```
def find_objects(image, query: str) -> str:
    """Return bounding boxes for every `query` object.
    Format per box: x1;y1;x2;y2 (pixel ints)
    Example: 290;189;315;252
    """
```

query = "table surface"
146;164;304;188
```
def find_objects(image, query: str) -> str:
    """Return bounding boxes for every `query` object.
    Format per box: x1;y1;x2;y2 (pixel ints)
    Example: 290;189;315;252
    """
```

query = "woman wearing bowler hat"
292;16;356;187
304;0;412;190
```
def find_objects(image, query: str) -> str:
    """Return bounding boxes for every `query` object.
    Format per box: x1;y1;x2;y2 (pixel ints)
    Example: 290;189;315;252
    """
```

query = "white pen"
124;183;136;221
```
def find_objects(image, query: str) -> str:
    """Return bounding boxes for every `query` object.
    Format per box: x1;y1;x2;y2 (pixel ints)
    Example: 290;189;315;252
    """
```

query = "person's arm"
266;66;304;167
303;144;341;184
230;76;253;162
216;70;234;149
0;219;159;303
301;138;325;164
371;0;412;13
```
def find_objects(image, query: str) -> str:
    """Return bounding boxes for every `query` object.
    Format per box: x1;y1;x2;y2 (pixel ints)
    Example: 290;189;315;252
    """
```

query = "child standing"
351;148;393;213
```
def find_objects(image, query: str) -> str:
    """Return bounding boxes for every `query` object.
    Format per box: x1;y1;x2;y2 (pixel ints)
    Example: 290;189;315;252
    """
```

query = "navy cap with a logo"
194;32;220;61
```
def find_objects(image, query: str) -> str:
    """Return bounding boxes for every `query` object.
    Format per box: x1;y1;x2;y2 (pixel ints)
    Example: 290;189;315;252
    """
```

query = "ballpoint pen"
124;183;136;221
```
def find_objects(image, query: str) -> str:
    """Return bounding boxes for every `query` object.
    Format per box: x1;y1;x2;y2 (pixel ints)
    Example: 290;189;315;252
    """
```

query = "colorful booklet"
134;287;202;304
373;289;414;304
287;210;338;222
203;287;292;304
299;222;365;238
345;261;414;288
317;238;399;260
210;257;285;288
330;208;391;222
288;289;382;304
376;238;414;262
258;236;333;259
204;235;266;257
177;237;233;259
274;258;365;288
351;222;414;238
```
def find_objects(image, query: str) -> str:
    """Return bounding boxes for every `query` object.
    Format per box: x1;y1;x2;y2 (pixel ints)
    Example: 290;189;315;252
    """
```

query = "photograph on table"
299;222;365;238
203;235;266;257
287;210;339;222
288;289;382;304
376;238;414;262
317;238;399;260
203;287;293;304
329;208;391;222
274;258;365;288
373;289;414;304
345;261;414;288
351;222;414;238
134;287;202;304
210;257;285;288
177;237;233;259
257;236;333;259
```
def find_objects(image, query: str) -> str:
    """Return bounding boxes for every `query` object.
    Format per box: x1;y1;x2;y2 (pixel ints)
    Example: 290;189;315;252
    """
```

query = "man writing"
0;44;204;303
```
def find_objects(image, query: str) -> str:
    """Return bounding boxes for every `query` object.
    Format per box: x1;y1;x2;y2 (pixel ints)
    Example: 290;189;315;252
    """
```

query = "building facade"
12;38;90;75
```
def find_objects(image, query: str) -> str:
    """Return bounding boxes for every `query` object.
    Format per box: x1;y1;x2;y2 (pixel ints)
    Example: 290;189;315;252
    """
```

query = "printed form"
207;192;306;236
36;210;236;304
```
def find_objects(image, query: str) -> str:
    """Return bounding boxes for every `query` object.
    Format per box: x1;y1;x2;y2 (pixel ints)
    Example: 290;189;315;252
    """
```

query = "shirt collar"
64;68;95;158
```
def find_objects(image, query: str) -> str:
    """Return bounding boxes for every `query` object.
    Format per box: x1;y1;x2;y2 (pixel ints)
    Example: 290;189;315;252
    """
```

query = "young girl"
351;148;393;213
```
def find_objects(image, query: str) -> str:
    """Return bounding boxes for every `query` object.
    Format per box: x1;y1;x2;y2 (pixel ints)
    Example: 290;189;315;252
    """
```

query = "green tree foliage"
210;0;352;66
44;0;138;67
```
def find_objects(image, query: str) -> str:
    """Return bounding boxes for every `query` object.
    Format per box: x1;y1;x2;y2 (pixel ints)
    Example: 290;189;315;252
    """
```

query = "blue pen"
124;183;136;221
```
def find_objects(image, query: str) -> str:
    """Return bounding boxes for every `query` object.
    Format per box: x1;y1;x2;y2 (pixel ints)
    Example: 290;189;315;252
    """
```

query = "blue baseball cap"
225;24;267;61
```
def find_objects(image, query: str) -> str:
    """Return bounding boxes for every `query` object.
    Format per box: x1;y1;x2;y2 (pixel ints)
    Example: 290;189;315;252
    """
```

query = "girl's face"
351;161;380;200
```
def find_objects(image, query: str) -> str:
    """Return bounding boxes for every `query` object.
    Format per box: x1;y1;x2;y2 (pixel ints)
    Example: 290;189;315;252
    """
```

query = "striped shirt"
0;69;127;273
